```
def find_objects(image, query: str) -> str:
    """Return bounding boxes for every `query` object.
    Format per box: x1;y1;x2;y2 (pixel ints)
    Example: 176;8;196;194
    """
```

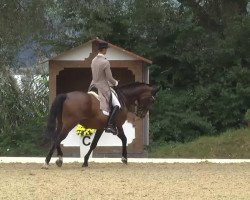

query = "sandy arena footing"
1;157;250;164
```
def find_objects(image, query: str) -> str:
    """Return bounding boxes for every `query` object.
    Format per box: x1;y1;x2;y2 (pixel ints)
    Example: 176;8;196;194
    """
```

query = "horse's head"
118;82;159;118
134;84;159;118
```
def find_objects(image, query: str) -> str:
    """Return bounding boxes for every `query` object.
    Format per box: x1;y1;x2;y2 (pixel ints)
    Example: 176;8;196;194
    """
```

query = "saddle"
88;85;121;111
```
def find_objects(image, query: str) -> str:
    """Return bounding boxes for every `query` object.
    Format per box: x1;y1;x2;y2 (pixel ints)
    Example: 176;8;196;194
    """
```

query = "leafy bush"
245;109;250;121
150;89;215;143
0;68;48;156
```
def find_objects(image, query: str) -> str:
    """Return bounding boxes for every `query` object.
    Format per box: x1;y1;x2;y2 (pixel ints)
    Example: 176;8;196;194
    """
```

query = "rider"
89;41;121;135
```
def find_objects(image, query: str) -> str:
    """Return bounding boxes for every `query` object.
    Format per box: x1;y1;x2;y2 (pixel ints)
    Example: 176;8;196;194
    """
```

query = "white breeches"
102;91;121;116
111;91;121;108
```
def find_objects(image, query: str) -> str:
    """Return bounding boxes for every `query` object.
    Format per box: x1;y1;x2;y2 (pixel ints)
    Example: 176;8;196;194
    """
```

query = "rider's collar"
97;53;106;58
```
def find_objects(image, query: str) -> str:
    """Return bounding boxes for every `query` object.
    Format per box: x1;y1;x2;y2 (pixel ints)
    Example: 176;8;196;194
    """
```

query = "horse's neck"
121;88;141;107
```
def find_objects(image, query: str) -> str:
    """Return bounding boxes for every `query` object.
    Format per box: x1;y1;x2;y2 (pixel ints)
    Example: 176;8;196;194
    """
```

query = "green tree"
149;0;250;142
0;0;52;68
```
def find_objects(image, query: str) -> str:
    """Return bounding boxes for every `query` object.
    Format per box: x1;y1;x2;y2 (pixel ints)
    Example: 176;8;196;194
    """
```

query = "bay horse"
43;82;158;168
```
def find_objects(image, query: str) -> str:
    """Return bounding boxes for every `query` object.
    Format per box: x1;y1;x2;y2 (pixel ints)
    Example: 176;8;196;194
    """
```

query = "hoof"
82;163;88;167
41;163;50;170
56;159;63;167
121;157;127;164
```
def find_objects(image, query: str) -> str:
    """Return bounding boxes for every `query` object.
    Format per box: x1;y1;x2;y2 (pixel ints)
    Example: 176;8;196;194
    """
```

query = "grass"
149;128;250;158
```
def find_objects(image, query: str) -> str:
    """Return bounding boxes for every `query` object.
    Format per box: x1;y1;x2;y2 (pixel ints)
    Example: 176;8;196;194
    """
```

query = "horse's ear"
152;86;160;96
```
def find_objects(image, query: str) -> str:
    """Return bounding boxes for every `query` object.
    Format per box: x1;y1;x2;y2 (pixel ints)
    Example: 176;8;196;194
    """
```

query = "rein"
113;86;139;116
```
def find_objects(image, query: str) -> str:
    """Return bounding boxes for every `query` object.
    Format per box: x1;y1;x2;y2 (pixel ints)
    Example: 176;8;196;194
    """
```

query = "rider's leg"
111;91;121;109
105;92;121;135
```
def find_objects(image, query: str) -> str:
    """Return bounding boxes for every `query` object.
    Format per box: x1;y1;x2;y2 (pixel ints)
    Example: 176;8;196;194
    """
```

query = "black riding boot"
105;106;120;135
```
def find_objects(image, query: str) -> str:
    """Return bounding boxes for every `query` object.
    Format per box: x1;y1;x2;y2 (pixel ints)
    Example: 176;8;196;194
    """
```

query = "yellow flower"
76;124;96;137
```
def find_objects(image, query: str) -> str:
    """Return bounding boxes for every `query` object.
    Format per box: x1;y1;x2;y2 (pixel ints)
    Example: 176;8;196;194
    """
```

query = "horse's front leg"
117;126;128;164
83;129;103;167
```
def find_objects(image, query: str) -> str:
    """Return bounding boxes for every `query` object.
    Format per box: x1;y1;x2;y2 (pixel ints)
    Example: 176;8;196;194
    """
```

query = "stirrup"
105;125;118;135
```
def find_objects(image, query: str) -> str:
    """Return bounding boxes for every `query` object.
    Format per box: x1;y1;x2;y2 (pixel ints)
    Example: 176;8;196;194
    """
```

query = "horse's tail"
45;94;67;142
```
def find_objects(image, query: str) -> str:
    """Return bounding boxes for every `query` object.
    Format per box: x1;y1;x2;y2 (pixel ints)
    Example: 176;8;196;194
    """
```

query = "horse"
43;82;158;168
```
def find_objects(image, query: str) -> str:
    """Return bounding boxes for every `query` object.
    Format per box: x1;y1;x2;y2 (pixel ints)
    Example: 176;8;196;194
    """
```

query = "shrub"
0;68;48;156
150;89;215;143
244;109;250;121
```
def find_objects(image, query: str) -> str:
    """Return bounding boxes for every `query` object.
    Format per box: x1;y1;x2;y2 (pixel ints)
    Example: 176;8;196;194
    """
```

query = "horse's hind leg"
43;127;62;168
55;132;68;167
55;124;76;167
83;129;103;167
44;124;73;168
117;126;128;164
53;120;64;167
43;143;56;169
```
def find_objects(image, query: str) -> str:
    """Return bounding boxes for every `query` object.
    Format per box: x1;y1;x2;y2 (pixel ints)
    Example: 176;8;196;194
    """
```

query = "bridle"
133;95;155;117
114;83;157;117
